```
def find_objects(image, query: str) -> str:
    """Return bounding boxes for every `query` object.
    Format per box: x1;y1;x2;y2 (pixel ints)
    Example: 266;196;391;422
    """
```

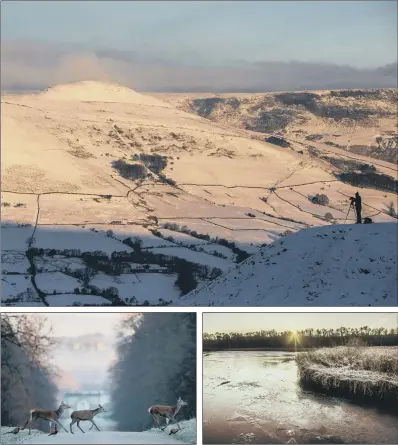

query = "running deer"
70;404;106;434
148;397;188;431
22;400;71;435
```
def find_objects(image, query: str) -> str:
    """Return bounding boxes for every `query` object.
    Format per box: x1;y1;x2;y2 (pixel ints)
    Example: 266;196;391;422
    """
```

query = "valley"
1;82;397;306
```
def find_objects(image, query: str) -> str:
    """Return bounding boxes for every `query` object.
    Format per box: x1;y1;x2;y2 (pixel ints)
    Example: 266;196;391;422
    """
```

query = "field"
296;346;398;411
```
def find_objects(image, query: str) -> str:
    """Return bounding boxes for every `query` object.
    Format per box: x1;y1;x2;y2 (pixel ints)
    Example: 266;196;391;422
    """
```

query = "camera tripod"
344;202;356;223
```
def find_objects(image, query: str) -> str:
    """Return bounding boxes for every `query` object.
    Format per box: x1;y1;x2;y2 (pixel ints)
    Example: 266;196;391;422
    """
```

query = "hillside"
181;224;398;306
1;81;397;306
154;89;398;164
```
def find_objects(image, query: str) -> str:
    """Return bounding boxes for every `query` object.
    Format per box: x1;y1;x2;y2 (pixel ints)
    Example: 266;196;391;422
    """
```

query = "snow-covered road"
8;431;184;444
1;420;196;444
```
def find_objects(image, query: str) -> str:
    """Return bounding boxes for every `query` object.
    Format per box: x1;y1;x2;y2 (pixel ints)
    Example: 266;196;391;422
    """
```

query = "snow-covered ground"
1;252;31;273
36;272;81;294
32;226;132;255
91;272;179;304
2;81;397;306
0;419;196;444
181;223;398;306
45;294;111;306
1;275;38;301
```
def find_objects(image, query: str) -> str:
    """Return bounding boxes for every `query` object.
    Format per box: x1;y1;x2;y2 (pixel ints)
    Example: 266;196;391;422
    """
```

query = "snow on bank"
0;419;196;444
181;223;398;306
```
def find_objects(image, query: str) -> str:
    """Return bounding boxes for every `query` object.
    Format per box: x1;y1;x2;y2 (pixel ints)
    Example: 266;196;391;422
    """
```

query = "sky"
2;1;397;68
6;313;132;389
23;313;142;390
1;1;397;92
203;312;398;333
40;313;125;338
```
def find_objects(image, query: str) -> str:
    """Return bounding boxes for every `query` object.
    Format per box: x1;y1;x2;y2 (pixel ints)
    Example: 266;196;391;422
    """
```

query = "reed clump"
296;346;398;412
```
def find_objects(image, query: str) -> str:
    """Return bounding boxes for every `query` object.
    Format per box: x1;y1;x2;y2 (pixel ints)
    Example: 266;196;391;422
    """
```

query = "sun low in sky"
203;313;397;334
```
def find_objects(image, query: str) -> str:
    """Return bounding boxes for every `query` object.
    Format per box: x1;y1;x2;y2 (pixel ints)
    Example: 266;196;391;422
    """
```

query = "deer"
148;397;188;432
70;404;106;434
21;400;71;435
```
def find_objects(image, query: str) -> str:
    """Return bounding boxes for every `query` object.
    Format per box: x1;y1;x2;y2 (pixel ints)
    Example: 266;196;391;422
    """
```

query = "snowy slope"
0;419;196;444
181;223;398;306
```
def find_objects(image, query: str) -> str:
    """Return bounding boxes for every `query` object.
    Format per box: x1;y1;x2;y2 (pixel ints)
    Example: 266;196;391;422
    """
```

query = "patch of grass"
297;346;398;411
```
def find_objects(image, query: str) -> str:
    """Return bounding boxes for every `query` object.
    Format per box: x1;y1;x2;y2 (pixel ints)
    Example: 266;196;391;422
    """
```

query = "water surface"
203;351;398;444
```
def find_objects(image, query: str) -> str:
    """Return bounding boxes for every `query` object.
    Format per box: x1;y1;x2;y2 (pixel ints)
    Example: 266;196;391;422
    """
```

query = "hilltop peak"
38;80;170;106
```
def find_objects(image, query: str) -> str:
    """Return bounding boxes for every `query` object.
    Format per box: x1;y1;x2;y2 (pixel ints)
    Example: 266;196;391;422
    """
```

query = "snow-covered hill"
2;81;397;306
157;89;398;164
181;223;398;306
0;419;196;444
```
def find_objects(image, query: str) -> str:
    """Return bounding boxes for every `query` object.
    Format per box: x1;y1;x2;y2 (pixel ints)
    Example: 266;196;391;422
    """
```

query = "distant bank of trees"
203;327;398;351
337;171;398;194
110;313;196;431
1;314;58;430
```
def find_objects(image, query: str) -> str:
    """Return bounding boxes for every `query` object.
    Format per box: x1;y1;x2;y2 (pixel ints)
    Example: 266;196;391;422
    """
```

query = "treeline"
161;223;250;263
337;171;398;193
321;156;376;174
110;313;196;431
203;327;398;350
1;314;58;430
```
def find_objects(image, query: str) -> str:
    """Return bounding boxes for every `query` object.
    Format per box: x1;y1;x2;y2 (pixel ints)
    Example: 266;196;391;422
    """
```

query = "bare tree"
1;314;58;430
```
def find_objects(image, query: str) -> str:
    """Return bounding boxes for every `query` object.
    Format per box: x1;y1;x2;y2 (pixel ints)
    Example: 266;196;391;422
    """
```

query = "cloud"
2;41;397;93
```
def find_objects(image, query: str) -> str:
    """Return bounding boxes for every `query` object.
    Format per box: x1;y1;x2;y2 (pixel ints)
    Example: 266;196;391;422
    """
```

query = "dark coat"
355;193;362;210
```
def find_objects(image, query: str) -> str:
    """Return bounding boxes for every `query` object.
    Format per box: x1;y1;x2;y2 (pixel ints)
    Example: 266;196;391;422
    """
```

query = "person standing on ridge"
350;191;362;224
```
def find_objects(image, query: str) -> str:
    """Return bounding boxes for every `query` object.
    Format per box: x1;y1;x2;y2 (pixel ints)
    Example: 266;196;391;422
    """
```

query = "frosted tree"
110;313;196;431
1;314;58;430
